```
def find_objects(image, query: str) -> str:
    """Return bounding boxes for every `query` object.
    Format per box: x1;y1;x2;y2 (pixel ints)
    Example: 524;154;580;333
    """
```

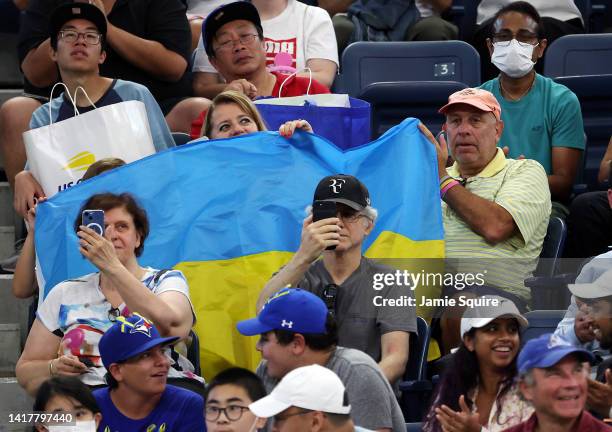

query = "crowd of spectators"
2;0;612;430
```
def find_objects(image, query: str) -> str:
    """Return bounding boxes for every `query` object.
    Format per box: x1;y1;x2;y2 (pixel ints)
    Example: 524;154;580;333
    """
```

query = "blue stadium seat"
406;422;423;432
526;217;574;310
358;81;468;138
337;41;481;97
187;329;201;376
543;34;612;78
399;317;432;422
554;74;612;189
444;0;480;41
522;310;566;344
172;132;193;145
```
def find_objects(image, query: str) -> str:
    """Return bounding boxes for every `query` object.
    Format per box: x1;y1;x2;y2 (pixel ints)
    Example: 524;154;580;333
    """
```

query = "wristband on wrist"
49;358;56;377
441;180;460;198
440;178;454;189
439;175;453;186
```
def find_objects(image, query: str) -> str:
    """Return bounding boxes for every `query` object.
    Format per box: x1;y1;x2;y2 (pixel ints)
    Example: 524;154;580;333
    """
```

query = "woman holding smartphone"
16;192;201;396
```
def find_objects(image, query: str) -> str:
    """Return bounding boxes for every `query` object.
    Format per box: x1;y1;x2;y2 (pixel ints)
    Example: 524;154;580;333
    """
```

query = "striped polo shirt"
443;148;551;301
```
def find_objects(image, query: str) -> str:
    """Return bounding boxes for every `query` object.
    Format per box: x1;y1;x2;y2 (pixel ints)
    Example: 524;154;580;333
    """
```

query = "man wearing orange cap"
419;88;551;352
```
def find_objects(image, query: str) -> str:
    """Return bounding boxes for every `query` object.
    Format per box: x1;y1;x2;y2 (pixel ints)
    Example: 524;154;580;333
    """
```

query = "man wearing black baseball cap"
189;1;331;137
93;314;205;431
257;174;416;385
13;1;176;218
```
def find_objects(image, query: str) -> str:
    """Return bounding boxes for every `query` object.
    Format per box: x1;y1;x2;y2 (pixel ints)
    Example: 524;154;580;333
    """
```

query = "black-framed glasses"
205;405;250;421
491;31;538;46
58;30;102;45
108;307;121;322
322;283;339;317
274;409;312;423
214;34;259;53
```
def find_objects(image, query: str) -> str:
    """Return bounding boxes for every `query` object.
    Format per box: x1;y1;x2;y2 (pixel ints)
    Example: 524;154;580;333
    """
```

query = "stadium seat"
187;329;201;376
406;422;423;432
358;81;468;138
526;217;574;310
554;75;612;189
399;317;432;422
522;310;566;344
443;0;480;42
172;132;192;146
337;41;481;97
0;33;23;88
543;34;612;78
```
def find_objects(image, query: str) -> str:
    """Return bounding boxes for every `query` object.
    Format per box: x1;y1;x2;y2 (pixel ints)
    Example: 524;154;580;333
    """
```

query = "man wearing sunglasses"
257;174;416;385
95;314;205;431
479;1;584;210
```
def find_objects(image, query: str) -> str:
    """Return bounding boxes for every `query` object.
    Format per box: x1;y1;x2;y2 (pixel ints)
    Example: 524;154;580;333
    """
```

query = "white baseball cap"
568;268;612;299
460;295;528;338
249;364;351;417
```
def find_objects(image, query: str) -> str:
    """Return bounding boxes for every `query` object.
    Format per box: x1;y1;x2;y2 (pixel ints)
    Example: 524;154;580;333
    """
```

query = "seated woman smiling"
201;90;312;140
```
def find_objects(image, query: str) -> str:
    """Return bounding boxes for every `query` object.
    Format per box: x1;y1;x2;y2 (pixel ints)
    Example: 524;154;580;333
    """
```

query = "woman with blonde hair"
202;90;312;140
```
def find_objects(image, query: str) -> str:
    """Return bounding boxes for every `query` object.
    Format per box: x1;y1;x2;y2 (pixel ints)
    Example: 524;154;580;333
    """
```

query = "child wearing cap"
424;296;534;432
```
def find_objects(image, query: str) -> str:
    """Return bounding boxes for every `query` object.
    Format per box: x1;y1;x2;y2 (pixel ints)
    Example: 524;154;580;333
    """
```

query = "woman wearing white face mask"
34;376;101;432
479;1;585;212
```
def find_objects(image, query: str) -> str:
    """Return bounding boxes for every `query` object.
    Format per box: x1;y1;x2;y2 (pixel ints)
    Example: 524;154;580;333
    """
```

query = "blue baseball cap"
237;288;328;336
99;314;179;369
518;333;595;374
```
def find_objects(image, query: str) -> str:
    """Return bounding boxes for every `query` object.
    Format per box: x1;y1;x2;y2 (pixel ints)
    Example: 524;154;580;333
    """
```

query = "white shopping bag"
23;84;156;197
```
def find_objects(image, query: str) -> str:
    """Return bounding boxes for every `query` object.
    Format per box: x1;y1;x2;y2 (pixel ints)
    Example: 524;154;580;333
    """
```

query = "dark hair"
74;193;149;256
326;413;352;426
205;367;267;403
33;376;100;414
492;1;545;39
105;371;119;389
82;158;126;181
423;328;519;431
273;313;338;351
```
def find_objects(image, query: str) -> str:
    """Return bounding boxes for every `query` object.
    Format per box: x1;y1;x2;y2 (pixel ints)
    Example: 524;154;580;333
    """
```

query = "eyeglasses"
274;409;312;423
205;405;250;421
58;30;102;45
322;283;339;317
336;206;365;223
214;34;259;53
492;32;538;47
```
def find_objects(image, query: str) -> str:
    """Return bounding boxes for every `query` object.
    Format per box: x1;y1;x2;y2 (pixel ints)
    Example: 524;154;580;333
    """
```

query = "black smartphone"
82;209;105;236
312;200;338;251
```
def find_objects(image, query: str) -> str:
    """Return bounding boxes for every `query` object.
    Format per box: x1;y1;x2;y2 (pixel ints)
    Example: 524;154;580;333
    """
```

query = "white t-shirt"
37;268;200;386
477;0;582;25
186;0;228;17
192;0;338;74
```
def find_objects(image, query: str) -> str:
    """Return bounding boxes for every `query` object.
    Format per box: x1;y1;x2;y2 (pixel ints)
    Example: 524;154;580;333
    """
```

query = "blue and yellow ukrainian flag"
36;118;443;379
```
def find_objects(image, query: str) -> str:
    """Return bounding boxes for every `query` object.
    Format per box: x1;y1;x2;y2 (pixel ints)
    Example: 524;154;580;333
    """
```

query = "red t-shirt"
190;71;330;139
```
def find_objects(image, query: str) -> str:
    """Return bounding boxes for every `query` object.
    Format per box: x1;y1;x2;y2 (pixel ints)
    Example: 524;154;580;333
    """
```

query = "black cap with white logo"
313;174;370;211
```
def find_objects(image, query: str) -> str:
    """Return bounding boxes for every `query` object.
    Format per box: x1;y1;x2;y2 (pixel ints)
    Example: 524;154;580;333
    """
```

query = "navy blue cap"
202;1;262;57
518;333;595;374
237;288;328;336
99;314;179;369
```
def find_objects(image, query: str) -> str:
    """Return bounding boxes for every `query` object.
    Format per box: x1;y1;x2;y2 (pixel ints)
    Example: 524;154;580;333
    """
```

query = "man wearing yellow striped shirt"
419;88;551;352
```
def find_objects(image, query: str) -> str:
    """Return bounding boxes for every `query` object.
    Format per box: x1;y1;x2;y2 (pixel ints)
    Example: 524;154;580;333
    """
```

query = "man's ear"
486;38;494;57
291;333;307;355
98;48;106;65
50;44;58;63
519;378;534;402
311;412;325;431
108;363;123;383
535;38;547;60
